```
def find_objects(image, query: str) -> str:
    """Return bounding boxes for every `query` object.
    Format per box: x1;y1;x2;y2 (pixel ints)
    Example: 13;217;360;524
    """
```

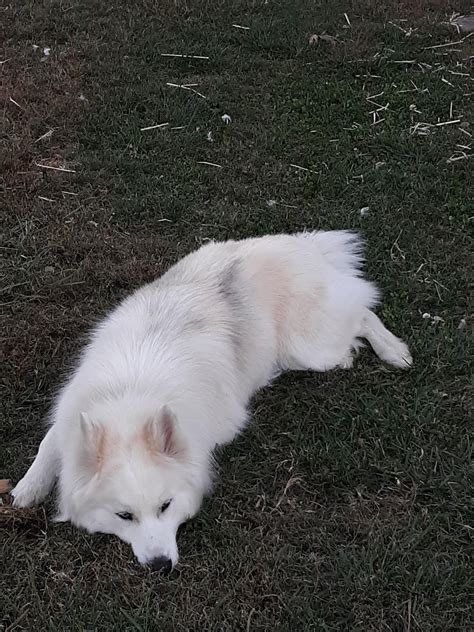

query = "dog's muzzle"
148;556;173;575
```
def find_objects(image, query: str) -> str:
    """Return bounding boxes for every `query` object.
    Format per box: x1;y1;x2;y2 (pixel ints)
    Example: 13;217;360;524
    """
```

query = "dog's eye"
116;511;134;521
160;500;172;513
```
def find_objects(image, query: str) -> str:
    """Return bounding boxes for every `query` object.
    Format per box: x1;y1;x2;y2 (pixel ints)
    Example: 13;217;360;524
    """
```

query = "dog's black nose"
148;556;172;575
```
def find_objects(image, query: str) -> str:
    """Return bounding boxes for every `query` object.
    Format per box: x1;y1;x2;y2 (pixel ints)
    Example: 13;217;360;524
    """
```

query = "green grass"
1;1;472;630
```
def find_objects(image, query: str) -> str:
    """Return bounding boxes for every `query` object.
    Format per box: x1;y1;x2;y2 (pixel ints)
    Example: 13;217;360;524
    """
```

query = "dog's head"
58;405;205;573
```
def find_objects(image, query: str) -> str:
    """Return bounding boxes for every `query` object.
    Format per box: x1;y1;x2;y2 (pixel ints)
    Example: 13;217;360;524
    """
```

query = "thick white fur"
11;231;412;569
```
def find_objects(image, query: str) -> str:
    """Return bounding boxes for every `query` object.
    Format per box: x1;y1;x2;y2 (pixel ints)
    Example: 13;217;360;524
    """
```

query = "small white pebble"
43;47;51;56
432;315;444;323
422;312;431;319
221;114;232;124
360;206;369;216
457;318;466;330
266;199;277;208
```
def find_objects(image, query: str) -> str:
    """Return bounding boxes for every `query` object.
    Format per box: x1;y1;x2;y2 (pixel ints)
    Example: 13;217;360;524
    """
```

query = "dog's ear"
79;412;107;471
145;406;185;458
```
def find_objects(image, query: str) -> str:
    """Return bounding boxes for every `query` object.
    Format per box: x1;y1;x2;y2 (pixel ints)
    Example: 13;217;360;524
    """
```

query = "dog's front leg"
11;425;60;507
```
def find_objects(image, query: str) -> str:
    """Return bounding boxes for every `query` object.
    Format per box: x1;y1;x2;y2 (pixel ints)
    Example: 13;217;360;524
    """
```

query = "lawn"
1;1;472;630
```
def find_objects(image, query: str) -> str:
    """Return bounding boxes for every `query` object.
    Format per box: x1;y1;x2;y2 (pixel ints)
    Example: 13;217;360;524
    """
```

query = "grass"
1;1;472;630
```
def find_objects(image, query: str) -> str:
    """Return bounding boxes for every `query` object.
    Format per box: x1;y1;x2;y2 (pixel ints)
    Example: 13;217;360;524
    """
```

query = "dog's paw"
338;353;354;369
383;338;413;369
11;477;43;508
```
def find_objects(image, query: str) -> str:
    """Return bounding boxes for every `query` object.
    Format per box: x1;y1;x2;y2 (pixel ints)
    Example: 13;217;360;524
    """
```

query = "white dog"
12;231;411;573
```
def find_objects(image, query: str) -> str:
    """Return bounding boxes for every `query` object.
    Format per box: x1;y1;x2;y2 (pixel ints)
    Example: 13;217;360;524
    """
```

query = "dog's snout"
148;556;172;575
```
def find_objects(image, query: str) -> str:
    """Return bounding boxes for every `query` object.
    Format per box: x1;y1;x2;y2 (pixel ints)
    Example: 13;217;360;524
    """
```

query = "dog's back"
162;231;380;373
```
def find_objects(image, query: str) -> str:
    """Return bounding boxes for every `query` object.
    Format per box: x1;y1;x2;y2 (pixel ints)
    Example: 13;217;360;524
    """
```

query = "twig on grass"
166;82;208;99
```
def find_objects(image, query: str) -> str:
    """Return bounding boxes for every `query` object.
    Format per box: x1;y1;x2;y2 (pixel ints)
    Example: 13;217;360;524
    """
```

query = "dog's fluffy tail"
360;310;412;368
301;230;365;276
301;230;411;368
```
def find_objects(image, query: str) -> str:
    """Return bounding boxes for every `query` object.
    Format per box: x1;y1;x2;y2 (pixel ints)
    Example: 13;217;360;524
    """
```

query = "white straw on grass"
366;91;384;100
197;161;223;168
35;162;76;173
35;130;54;142
435;119;461;126
9;97;24;110
140;122;169;131
166;82;208;99
424;32;473;49
290;164;318;174
448;70;470;76
447;153;471;163
161;53;209;59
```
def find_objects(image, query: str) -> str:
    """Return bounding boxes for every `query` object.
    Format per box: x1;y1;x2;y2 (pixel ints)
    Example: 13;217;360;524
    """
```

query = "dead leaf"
319;34;338;46
308;33;338;47
0;491;47;532
0;479;12;494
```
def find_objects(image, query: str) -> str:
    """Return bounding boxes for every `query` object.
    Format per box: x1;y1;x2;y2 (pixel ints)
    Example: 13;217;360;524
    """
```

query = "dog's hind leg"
360;310;412;368
11;425;60;507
